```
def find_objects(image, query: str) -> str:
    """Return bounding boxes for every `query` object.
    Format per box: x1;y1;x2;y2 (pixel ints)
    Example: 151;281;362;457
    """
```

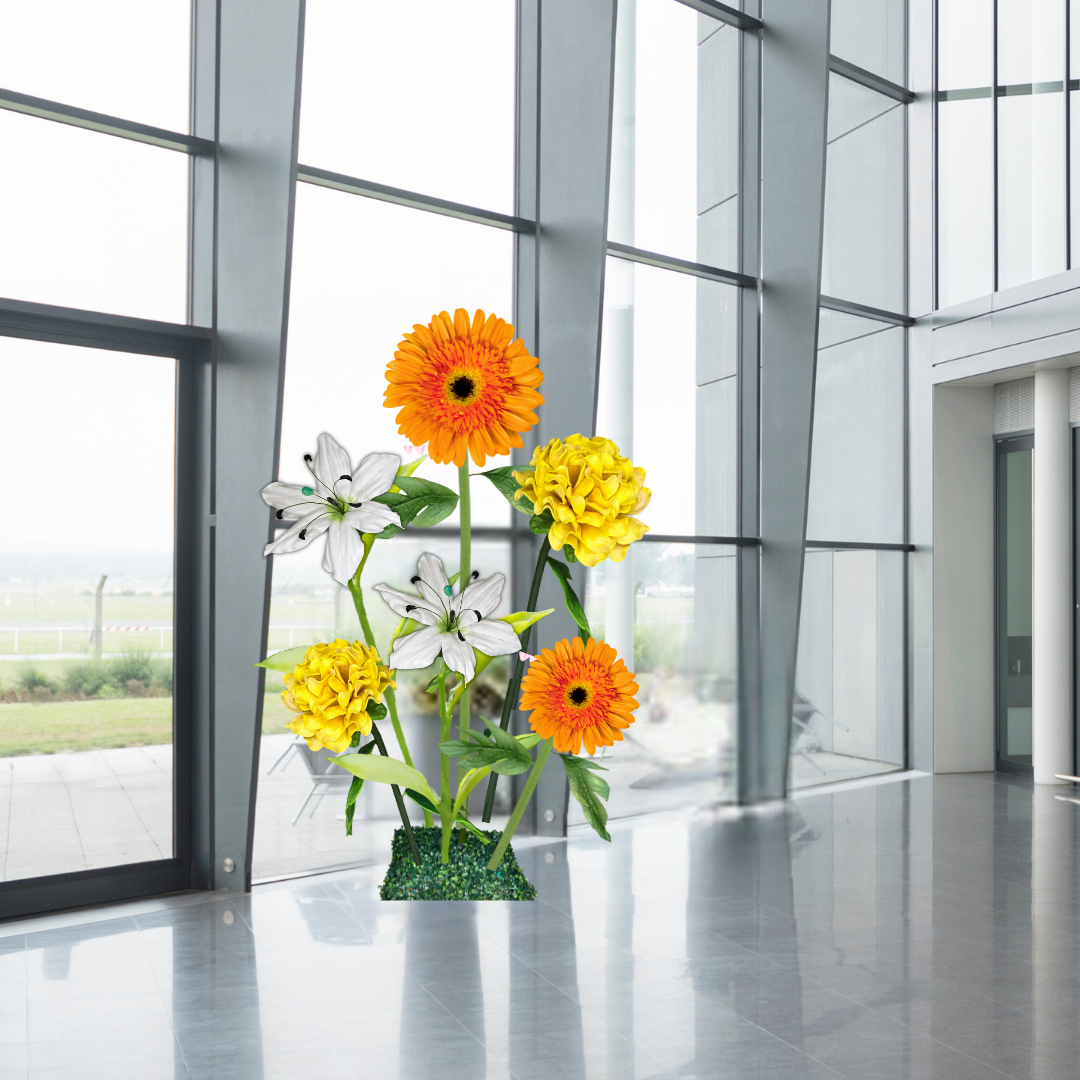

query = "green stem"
384;616;431;826
488;738;553;871
482;535;551;822
347;536;422;857
457;460;472;737
457;460;472;845
438;670;453;863
369;721;421;865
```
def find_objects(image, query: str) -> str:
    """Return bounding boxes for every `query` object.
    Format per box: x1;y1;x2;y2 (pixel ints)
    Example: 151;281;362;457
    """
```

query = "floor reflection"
7;773;1080;1077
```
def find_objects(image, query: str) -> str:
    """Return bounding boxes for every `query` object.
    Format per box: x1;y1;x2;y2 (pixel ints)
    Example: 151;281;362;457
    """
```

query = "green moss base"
379;826;536;901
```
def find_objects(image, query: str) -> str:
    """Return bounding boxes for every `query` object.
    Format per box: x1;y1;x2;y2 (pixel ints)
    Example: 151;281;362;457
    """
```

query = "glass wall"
937;0;1072;306
583;0;744;821
0;340;176;881
795;9;909;789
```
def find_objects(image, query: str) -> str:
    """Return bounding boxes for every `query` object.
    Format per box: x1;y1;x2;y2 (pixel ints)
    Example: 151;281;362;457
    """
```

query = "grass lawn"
0;694;297;757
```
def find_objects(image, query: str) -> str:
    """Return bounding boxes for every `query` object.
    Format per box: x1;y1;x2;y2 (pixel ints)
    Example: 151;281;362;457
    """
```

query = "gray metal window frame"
0;0;917;917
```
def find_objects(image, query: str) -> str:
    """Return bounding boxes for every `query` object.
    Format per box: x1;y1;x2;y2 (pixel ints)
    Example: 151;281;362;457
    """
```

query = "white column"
1032;368;1071;784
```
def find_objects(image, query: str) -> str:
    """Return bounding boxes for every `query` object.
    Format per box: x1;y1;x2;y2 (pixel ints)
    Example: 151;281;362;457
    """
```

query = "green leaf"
445;717;539;775
562;543;578;563
373;475;459;530
343;741;377;835
546;558;591;640
559;753;611;841
365;700;387;721
256;644;312;672
479;465;535;516
529;509;554;535
403;788;489;843
500;608;554;634
330;752;438;806
395;455;427;479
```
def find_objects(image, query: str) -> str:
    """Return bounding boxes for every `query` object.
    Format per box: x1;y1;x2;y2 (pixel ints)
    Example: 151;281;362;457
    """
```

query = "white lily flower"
374;553;521;685
262;433;402;586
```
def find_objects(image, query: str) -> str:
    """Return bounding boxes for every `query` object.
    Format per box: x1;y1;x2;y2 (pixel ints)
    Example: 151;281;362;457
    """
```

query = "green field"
0;692;296;757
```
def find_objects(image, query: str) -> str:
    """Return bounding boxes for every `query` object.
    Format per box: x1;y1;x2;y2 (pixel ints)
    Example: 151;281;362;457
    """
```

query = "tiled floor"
3;771;1080;1078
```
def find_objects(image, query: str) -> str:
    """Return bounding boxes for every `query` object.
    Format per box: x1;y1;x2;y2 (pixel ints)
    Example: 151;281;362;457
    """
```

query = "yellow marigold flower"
514;434;650;567
282;639;395;753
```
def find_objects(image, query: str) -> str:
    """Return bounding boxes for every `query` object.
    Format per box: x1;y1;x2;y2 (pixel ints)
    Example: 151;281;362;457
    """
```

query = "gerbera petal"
260;482;319;518
264;510;331;556
388;626;443;670
459;618;520;657
440;631;476;684
350;452;401;502
324;522;365;586
373;583;441;623
312;433;352;492
457;573;505;618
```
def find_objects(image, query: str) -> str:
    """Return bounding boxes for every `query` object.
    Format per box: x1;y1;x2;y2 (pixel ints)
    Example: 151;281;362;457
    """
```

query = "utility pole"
93;574;106;659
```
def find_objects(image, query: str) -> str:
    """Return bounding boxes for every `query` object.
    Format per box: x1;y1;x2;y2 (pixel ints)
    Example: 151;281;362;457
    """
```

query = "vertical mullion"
1067;0;1072;269
992;0;999;291
737;5;762;802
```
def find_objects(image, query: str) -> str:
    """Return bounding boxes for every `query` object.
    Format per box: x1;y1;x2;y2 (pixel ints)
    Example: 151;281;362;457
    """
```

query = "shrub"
15;662;55;694
108;650;155;687
150;659;173;694
63;660;109;697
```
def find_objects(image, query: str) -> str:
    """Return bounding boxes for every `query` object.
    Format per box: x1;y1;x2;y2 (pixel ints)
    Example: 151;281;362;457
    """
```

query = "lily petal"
350;452;401;503
313;433;352;495
456;573;505;619
260;482;320;519
373;583;442;624
416;553;451;611
325;521;365;586
460;618;520;657
344;503;400;534
264;510;331;555
389;625;443;670
440;631;476;684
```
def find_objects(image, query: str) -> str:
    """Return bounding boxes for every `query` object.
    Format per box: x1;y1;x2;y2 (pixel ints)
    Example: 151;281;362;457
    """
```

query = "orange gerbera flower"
384;308;544;467
520;637;638;755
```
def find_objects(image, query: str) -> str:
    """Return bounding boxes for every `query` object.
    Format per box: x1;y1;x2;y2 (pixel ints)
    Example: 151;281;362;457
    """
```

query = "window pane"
578;542;736;822
938;98;995;307
281;185;515;527
254;535;512;880
0;1;191;132
793;549;905;789
822;77;905;312
998;0;1064;86
998;92;1066;290
938;0;993;90
0;340;175;882
598;258;737;540
1071;89;1080;262
0;113;187;322
609;0;739;269
252;189;516;879
830;0;906;86
808;317;904;544
299;0;515;213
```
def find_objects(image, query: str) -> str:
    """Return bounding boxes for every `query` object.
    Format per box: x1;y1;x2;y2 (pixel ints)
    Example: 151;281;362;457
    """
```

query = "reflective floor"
4;772;1080;1079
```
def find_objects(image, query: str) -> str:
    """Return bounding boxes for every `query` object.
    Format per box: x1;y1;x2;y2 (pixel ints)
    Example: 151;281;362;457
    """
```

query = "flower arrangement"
257;308;650;899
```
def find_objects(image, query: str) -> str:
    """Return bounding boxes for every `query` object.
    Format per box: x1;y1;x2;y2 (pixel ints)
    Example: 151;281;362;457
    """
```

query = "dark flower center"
569;686;589;706
450;375;476;401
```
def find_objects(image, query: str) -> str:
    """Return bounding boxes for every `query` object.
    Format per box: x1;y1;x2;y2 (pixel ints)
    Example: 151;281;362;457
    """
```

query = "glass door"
995;435;1033;775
